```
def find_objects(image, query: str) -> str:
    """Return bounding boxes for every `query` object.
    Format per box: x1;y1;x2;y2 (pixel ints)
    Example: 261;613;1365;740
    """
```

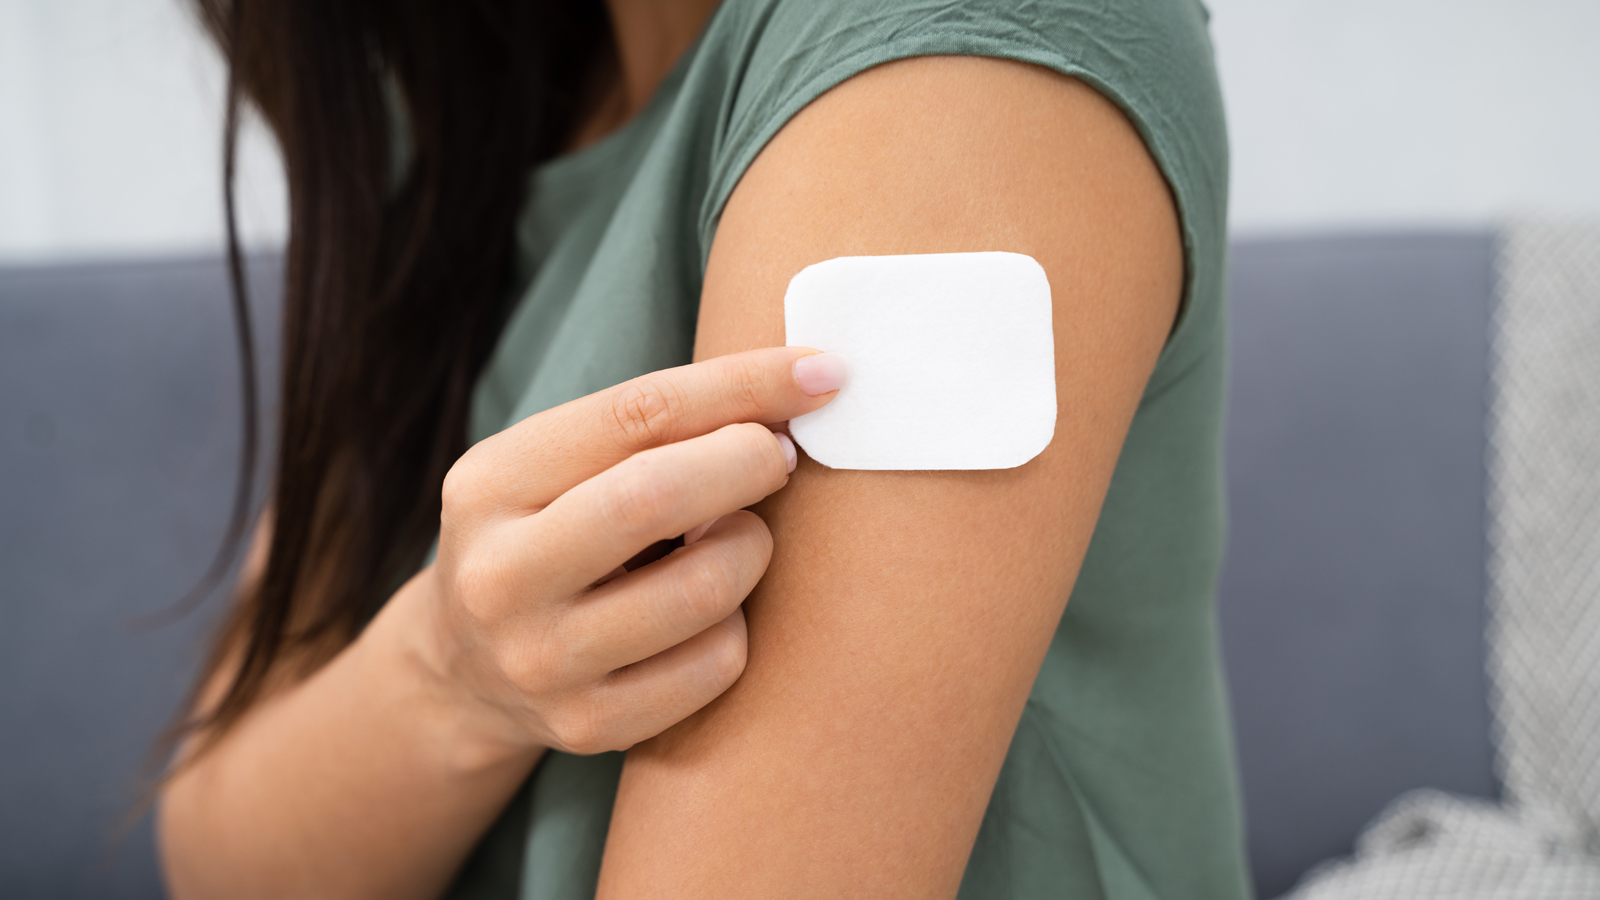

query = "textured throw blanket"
1284;221;1600;900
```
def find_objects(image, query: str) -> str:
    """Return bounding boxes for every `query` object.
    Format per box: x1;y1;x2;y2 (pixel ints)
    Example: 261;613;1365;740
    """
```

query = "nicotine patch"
785;252;1056;470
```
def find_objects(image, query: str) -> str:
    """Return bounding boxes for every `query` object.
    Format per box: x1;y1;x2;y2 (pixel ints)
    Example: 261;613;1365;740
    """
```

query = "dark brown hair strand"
173;0;609;760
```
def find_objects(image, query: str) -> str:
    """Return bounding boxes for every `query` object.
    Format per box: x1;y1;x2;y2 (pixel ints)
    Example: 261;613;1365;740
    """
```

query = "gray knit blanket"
1283;221;1600;900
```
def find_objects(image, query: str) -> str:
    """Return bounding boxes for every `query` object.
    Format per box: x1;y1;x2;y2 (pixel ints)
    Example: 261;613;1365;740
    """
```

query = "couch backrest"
0;234;1500;898
1220;231;1499;896
0;256;279;900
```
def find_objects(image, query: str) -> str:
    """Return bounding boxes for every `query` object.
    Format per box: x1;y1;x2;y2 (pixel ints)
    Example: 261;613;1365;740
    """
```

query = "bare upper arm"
598;55;1180;898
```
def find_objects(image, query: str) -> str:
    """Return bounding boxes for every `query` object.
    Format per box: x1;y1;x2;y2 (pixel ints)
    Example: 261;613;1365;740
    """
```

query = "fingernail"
793;352;848;396
776;432;798;473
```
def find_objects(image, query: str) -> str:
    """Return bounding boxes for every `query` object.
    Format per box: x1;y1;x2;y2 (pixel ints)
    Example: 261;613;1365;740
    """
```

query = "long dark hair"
178;0;609;755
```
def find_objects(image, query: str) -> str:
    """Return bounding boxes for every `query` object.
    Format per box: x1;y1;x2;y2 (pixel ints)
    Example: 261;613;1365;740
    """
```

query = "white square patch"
784;252;1056;470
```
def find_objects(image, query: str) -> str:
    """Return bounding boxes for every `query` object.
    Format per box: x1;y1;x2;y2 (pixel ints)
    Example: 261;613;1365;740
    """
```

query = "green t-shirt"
447;1;1245;898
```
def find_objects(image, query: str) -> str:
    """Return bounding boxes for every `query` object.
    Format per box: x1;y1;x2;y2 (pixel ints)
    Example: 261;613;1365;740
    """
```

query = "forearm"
157;572;544;900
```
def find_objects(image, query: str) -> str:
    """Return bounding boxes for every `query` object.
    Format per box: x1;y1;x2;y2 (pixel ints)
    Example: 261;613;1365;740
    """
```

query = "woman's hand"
410;346;846;762
159;346;844;900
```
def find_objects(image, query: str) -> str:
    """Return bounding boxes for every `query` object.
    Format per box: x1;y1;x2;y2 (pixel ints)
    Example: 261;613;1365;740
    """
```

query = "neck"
604;0;720;115
566;0;716;152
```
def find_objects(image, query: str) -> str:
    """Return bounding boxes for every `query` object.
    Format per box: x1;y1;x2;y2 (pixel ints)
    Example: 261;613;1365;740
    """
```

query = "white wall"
0;0;284;263
1208;0;1600;236
1;0;1597;263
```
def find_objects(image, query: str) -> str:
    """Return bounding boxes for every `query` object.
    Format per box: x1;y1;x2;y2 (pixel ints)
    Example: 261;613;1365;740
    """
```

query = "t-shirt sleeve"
694;0;1228;387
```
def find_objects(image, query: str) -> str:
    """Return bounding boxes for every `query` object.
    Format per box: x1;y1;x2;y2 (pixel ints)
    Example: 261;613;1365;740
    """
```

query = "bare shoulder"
697;53;1181;365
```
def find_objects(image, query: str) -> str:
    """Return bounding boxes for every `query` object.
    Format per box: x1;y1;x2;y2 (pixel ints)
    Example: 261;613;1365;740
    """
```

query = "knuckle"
735;512;776;568
494;641;537;690
609;379;680;449
543;619;601;688
601;464;675;533
704;624;748;688
506;645;551;692
448;547;506;618
675;555;738;622
509;630;580;691
723;357;769;420
727;423;787;483
440;451;488;522
549;704;611;756
713;510;775;567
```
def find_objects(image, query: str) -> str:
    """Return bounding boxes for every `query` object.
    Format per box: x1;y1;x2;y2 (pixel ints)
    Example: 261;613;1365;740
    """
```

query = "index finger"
473;346;846;513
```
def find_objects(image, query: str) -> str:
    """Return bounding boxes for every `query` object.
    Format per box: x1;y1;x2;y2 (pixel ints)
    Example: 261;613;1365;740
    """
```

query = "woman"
157;0;1246;898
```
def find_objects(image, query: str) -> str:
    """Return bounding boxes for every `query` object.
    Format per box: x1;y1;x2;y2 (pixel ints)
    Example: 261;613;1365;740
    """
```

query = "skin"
157;1;1181;898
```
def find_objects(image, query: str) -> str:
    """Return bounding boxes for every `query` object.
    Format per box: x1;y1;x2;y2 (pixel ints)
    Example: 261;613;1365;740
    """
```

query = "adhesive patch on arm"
785;251;1056;470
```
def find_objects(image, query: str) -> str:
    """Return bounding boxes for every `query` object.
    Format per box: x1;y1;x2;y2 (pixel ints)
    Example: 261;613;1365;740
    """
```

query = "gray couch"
0;232;1499;898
